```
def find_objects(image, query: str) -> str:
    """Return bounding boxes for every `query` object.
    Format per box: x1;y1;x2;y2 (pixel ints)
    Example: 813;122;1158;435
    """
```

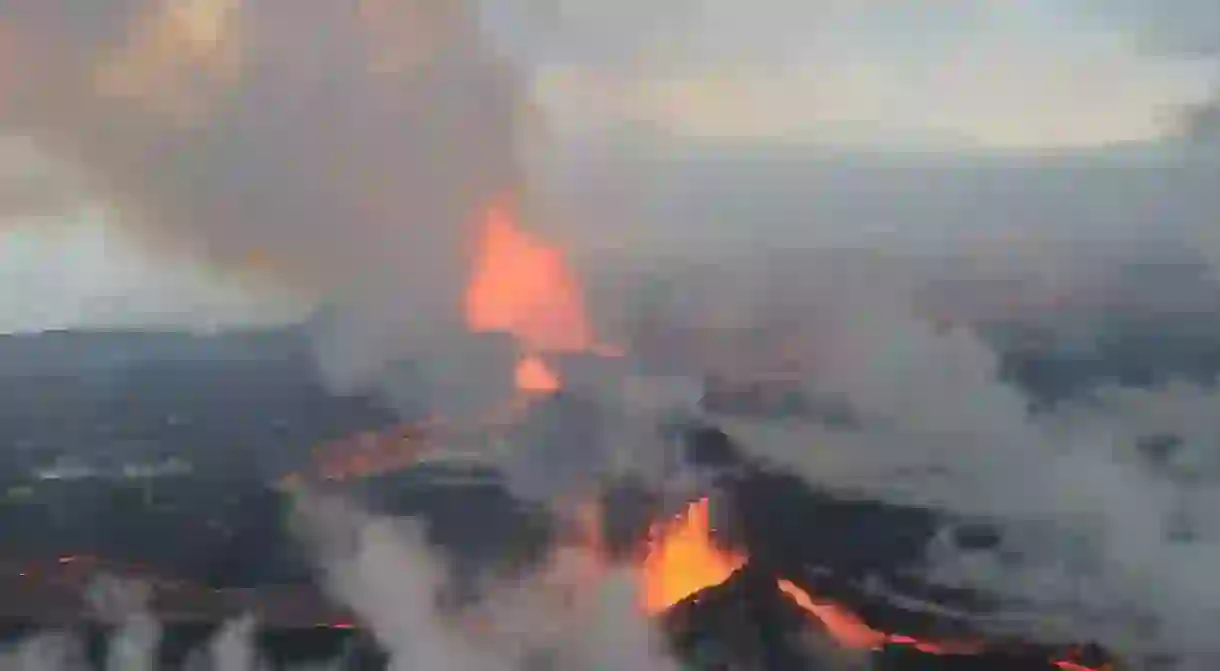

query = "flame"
639;498;747;615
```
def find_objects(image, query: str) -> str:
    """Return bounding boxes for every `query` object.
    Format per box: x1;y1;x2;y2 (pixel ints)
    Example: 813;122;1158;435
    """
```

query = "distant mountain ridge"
0;327;396;481
0;326;311;376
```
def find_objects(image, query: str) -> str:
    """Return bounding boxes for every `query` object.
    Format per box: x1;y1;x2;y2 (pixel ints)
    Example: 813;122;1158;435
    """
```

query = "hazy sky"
522;0;1218;146
1;0;1219;333
0;206;309;333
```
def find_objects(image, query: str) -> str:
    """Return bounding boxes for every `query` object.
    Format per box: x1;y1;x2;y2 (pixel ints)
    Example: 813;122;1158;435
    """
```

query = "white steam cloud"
640;252;1220;665
293;491;678;671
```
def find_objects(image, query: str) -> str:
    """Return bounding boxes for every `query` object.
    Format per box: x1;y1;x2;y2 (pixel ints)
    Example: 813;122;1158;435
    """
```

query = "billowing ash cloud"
0;0;527;393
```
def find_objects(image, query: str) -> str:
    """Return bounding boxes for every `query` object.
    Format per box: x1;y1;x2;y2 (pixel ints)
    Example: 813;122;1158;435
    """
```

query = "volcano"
0;329;1126;669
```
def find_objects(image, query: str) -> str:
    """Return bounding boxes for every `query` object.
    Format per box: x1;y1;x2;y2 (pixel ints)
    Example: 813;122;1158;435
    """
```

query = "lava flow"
776;579;1109;669
637;497;1109;670
776;579;982;655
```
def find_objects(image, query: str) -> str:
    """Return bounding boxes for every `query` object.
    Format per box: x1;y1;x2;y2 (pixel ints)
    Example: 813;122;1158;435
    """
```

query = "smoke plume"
0;0;527;396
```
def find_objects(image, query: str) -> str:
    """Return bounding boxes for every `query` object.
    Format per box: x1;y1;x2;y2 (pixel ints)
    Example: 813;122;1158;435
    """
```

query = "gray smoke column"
0;0;528;393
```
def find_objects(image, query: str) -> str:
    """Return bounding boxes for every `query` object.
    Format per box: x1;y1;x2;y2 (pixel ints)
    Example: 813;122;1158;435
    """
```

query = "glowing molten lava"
464;203;593;393
639;498;747;615
777;579;981;654
777;579;888;649
629;497;1105;669
776;580;1106;669
514;355;561;393
465;204;592;353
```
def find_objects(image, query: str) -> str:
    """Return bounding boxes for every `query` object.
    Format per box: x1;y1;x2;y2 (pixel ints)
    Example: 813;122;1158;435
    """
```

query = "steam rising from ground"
0;500;684;671
658;255;1220;665
0;592;299;671
294;491;678;671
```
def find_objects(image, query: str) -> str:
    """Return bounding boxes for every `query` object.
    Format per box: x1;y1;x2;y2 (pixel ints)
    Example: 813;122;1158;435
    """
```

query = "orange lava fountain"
639;497;747;615
514;354;562;393
464;202;592;392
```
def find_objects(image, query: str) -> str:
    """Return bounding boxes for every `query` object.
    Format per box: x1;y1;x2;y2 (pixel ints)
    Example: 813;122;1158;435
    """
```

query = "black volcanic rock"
349;467;555;584
721;467;941;583
683;425;743;469
0;466;557;590
708;464;1013;640
872;646;1062;671
663;564;814;671
665;564;1097;671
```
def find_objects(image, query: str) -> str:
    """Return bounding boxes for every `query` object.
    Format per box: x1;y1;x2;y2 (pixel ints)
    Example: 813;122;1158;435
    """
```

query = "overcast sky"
1;0;1219;333
518;0;1218;145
